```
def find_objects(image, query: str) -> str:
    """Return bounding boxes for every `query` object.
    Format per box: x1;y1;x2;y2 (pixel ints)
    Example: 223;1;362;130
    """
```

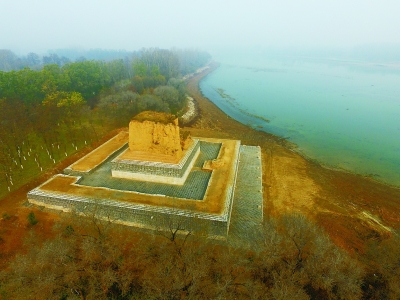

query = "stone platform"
111;139;201;185
28;134;263;239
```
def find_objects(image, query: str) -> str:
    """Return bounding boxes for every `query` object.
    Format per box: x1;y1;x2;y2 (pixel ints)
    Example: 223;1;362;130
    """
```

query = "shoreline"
192;62;399;190
186;61;400;254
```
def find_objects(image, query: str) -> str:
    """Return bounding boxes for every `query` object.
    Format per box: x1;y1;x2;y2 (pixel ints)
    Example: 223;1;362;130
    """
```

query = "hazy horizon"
2;0;400;58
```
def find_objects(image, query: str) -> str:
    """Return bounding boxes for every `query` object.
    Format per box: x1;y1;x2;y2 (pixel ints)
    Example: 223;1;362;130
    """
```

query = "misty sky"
2;0;400;54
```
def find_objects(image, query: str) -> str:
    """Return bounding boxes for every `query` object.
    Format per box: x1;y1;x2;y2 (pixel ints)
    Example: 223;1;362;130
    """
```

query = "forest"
0;48;211;73
0;212;364;299
1;208;399;299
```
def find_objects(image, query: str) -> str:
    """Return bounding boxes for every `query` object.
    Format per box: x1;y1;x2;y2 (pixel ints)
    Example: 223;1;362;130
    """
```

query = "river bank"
185;61;400;253
200;57;400;187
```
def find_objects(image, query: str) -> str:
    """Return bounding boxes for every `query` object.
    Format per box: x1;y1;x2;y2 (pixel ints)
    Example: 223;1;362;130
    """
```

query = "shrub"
27;212;38;226
63;225;74;237
2;213;11;220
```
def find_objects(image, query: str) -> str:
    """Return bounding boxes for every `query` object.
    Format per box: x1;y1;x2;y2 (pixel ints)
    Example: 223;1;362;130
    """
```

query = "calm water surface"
199;55;400;186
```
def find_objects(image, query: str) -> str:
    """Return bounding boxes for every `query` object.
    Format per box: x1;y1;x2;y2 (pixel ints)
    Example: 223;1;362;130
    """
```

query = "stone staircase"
228;145;264;249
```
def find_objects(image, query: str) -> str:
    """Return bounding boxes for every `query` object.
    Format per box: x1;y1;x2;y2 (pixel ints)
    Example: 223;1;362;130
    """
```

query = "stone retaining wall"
112;139;200;177
28;185;230;237
27;138;254;239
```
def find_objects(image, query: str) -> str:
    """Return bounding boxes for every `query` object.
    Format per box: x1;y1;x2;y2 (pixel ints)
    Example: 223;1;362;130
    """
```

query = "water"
199;53;400;186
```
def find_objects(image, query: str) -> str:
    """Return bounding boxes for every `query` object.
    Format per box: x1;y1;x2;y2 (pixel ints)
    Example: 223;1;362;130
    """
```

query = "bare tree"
253;214;364;299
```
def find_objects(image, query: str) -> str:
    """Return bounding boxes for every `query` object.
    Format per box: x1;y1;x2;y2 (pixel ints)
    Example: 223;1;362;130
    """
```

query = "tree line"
0;48;211;75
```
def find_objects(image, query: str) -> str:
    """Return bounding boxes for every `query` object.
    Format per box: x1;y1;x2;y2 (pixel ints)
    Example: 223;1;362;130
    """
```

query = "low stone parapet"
28;181;230;237
111;139;200;185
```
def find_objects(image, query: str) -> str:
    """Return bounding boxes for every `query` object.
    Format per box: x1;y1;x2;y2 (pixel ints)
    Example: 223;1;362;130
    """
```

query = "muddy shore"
185;61;400;254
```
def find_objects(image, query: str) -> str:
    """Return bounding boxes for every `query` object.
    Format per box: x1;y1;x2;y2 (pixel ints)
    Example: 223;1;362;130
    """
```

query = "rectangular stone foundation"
111;139;201;185
26;136;261;239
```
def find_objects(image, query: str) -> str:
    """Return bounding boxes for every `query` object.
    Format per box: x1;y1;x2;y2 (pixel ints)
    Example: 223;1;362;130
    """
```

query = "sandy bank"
185;61;400;254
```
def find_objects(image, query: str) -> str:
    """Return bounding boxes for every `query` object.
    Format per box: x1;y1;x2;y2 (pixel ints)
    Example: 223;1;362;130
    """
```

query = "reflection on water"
200;56;400;186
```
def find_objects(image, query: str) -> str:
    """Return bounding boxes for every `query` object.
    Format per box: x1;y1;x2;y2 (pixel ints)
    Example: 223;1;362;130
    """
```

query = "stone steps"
228;145;264;248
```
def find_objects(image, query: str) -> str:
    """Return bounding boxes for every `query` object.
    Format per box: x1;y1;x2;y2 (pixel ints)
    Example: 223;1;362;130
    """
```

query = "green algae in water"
216;88;270;124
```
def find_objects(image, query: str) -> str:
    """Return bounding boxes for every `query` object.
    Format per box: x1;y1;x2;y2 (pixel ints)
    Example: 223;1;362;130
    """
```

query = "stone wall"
111;139;200;179
28;187;230;237
27;136;249;239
